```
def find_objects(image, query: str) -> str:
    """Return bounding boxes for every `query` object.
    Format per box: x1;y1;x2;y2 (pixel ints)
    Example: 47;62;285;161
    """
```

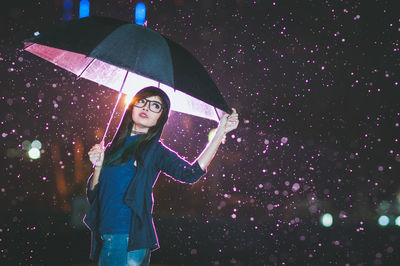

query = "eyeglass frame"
133;98;165;113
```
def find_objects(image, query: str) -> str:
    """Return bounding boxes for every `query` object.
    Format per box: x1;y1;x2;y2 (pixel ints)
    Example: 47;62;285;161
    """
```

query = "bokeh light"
320;213;333;227
31;140;42;149
394;216;400;227
378;215;390;227
124;93;134;106
22;140;31;150
208;128;216;142
79;0;90;18
135;2;146;25
28;147;41;159
62;0;73;21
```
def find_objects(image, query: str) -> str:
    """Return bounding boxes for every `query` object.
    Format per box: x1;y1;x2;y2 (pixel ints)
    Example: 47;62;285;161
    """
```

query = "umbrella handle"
92;141;111;169
91;72;128;168
91;91;123;169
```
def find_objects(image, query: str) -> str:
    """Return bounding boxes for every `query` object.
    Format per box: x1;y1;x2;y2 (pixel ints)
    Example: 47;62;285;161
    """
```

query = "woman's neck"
130;125;148;136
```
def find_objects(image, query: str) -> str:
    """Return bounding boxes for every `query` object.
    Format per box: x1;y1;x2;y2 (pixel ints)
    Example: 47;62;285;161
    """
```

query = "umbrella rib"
77;57;96;79
101;71;129;143
23;42;35;50
214;106;221;121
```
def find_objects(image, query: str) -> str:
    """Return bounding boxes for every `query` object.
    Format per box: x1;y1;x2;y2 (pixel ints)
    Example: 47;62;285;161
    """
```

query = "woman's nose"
142;102;149;110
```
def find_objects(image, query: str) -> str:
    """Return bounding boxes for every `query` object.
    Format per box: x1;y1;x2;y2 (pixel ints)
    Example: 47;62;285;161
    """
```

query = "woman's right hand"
88;140;105;168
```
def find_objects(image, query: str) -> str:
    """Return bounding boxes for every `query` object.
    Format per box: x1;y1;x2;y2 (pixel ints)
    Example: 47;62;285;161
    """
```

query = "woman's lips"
139;112;148;118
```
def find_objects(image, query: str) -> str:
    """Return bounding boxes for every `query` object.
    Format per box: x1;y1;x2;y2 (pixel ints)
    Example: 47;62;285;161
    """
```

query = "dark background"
1;0;399;265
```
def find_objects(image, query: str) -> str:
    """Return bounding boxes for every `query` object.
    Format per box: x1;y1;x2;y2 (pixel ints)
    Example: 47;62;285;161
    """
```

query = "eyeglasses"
134;98;164;113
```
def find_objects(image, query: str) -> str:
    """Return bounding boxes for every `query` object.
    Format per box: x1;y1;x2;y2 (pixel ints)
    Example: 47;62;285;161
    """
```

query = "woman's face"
131;95;163;132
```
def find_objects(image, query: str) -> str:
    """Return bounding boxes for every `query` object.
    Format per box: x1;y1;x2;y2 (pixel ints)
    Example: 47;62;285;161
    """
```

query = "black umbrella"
24;16;230;142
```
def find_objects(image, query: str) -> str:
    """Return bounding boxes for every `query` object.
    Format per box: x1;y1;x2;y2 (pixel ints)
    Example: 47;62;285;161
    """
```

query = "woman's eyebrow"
149;100;162;104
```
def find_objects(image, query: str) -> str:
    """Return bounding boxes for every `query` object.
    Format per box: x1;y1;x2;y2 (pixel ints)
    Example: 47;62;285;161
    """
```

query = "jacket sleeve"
156;142;207;184
86;172;99;205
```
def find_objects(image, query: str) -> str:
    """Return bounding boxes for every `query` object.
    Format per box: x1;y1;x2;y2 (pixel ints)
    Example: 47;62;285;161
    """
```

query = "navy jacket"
83;139;207;261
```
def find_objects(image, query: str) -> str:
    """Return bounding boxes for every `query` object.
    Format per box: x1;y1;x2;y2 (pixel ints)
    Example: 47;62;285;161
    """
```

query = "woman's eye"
138;99;146;104
152;103;161;109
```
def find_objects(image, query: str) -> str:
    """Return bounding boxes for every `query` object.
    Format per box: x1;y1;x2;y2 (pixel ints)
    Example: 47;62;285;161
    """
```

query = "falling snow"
1;0;399;265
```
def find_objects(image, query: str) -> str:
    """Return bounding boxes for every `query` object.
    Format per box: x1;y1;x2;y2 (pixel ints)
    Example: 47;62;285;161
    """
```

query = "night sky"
1;0;400;265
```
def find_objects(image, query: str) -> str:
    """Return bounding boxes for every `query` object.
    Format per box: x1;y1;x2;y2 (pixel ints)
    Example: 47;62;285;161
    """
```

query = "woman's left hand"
217;108;239;135
196;108;239;169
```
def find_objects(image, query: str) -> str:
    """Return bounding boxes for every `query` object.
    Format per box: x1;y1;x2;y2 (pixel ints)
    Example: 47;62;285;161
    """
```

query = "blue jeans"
99;234;151;266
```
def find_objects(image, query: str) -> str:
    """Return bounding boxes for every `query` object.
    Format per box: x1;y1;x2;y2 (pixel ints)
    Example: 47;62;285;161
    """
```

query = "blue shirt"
98;134;139;235
84;135;207;262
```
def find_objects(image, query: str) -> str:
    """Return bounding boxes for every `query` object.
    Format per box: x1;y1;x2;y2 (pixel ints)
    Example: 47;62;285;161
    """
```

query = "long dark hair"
102;86;170;167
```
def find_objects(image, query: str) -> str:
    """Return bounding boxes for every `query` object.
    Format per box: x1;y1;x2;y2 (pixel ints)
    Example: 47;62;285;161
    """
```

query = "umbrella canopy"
24;16;230;122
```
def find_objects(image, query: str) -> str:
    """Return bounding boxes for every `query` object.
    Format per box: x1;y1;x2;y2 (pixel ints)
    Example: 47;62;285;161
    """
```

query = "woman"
85;86;239;265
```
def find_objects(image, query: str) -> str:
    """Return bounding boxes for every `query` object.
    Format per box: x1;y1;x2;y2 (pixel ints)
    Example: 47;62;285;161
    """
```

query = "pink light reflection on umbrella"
25;43;225;145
